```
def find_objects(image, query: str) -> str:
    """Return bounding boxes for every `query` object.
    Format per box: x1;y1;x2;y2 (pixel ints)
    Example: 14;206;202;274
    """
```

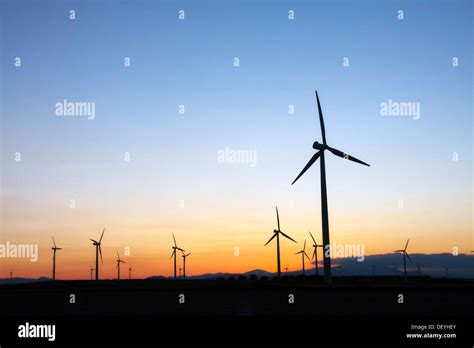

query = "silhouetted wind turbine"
285;264;289;275
393;239;412;280
51;237;62;281
295;240;310;276
309;231;323;276
116;251;126;280
170;234;184;279
265;206;297;278
90;228;105;280
416;264;422;276
129;265;132;280
182;251;191;279
291;91;370;284
90;266;94;280
10;271;13;279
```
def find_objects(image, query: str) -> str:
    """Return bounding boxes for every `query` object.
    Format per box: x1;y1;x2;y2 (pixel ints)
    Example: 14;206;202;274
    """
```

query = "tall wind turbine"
291;90;370;283
182;251;191;279
51;237;62;281
264;206;297;278
90;266;94;280
116;251;126;280
393;239;412;280
309;231;323;276
129;265;132;280
295;240;310;276
170;234;184;279
90;228;105;280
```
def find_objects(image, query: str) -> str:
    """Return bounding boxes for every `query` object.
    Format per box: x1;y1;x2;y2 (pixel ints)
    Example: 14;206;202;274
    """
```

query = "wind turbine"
170;234;184;279
90;228;105;280
90;266;94;280
116;251;126;280
416;264;423;276
284;264;289;275
51;237;62;281
182;251;191;279
291;90;370;283
393;239;412;280
264;206;297;278
129;265;132;280
295;240;310;276
309;231;323;276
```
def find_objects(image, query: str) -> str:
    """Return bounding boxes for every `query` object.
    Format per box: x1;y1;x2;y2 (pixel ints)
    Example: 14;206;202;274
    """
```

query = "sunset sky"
1;0;472;279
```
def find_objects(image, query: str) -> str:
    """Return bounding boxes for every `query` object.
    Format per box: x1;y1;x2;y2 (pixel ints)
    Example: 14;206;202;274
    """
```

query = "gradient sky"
1;0;472;279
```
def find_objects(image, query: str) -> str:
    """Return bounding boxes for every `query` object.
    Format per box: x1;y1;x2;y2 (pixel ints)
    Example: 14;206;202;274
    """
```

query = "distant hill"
4;254;473;283
0;277;51;285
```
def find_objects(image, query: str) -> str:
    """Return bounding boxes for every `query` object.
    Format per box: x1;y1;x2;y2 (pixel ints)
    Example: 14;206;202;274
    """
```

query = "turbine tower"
51;237;62;281
295;240;310;276
291;90;370;283
170;234;184;279
393;239;412;280
90;228;105;280
264;206;297;278
116;251;126;280
182;252;191;279
309;231;323;276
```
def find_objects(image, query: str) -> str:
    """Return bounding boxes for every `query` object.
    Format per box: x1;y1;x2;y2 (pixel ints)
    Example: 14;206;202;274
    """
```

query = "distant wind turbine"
393;239;412;280
182;251;191;279
90;228;105;280
291;90;370;284
265;206;297;278
51;237;62;281
284;264;289;275
116;251;126;280
170;234;184;279
416;264;423;276
309;231;323;276
295;240;310;276
90;266;94;281
129;265;132;280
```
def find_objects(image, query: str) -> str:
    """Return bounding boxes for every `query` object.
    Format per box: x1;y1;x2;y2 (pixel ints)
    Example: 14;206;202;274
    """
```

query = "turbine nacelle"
312;141;326;150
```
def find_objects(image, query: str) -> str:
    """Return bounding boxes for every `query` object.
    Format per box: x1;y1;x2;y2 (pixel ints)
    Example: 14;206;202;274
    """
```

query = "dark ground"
1;276;473;345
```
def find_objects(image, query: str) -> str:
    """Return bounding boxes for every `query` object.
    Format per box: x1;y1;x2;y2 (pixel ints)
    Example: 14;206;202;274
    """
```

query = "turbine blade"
170;250;175;259
405;252;413;263
99;245;103;264
52;236;56;248
275;206;280;231
117;251;120;259
291;151;321;185
312;249;316;260
90;239;98;243
393;250;404;253
327;146;370;167
308;231;316;245
303;239;306;251
315;90;327;145
265;233;277;246
280;231;297;243
173;233;177;247
99;228;105;243
404;239;410;251
304;251;310;260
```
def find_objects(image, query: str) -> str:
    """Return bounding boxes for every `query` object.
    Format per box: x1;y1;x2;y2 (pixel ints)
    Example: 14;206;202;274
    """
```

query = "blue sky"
0;0;472;277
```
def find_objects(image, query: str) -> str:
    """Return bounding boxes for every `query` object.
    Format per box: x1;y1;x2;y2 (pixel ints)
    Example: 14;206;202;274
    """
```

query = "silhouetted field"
2;277;473;319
